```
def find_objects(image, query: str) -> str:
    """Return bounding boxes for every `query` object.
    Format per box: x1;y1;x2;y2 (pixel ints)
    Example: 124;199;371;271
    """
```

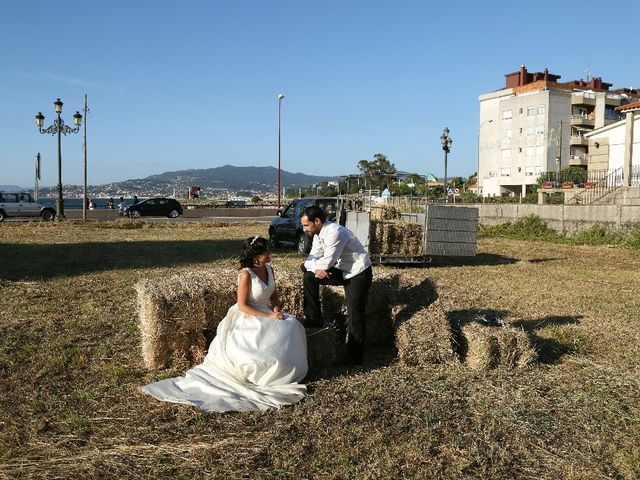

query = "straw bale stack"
394;299;458;366
137;270;237;370
370;205;401;221
368;220;424;256
461;321;536;371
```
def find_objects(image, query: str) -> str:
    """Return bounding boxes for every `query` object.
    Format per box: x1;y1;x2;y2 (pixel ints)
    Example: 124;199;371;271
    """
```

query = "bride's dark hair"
239;236;269;268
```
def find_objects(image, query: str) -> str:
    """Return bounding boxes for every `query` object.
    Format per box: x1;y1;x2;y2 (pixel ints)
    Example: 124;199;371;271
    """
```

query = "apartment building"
478;65;639;197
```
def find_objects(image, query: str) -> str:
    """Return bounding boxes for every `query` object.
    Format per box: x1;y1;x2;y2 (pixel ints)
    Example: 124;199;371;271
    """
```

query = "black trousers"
303;266;373;345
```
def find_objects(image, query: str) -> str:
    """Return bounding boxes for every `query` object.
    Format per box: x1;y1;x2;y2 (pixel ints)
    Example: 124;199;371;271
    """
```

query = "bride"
141;236;308;412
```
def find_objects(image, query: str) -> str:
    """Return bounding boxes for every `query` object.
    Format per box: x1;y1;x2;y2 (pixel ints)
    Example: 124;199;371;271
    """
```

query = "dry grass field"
1;220;639;479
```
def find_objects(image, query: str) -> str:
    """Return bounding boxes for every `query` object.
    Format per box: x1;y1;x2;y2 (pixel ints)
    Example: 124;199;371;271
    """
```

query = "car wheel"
0;210;5;222
269;229;280;248
297;231;312;255
130;210;141;219
41;210;54;221
168;209;179;218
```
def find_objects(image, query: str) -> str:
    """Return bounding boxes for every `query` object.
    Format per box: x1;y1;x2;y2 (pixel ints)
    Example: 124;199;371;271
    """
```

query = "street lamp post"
477;119;493;198
35;98;82;220
277;93;285;209
440;127;453;198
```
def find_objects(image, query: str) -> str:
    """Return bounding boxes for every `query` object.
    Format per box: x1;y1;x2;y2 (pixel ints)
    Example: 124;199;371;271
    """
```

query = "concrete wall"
477;203;640;233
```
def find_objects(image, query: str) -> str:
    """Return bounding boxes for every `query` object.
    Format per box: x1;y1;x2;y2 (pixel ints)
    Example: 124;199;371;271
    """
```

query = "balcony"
571;92;596;106
570;134;588;146
570;114;595;126
569;154;588;167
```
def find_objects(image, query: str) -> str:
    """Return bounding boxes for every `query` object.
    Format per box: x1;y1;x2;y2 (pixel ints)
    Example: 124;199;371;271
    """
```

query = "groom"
300;205;372;364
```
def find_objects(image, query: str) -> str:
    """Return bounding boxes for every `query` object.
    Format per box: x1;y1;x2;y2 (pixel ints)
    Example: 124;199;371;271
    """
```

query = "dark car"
125;197;183;219
269;197;339;254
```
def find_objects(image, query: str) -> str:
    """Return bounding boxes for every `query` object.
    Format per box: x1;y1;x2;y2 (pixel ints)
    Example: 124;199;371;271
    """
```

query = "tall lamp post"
477;119;493;197
440;127;453;196
277;93;285;208
35;98;82;220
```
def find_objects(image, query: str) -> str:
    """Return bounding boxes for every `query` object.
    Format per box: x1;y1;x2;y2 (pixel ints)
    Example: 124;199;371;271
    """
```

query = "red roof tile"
616;101;640;112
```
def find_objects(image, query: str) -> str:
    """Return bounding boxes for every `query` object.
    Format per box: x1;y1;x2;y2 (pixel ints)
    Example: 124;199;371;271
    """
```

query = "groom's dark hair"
301;205;326;223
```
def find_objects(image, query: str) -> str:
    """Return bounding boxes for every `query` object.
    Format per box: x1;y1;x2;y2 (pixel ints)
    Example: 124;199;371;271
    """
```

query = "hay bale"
461;321;536;371
370;206;401;221
394;300;458;366
368;220;425;256
306;327;348;368
137;270;238;370
137;265;402;371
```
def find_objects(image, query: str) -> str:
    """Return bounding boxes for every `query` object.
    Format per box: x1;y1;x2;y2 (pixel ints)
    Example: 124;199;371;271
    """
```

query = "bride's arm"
237;270;282;319
269;270;283;314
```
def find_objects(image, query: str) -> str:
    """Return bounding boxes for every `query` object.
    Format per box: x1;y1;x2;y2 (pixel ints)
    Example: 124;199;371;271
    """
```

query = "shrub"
480;215;564;242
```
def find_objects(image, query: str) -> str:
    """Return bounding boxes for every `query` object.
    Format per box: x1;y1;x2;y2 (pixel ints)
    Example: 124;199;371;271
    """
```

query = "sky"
2;0;638;188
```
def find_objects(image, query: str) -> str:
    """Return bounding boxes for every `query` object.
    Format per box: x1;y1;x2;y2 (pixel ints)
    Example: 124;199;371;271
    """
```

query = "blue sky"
2;0;637;188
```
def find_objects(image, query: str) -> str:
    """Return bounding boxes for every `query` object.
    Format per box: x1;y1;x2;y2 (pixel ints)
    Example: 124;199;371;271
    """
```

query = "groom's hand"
314;269;330;280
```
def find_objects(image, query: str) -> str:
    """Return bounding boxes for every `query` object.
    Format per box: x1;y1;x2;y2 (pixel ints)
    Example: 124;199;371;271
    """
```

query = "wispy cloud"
4;68;147;98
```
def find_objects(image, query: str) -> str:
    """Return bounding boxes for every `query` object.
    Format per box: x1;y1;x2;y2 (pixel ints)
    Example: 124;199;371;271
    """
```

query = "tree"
357;153;397;191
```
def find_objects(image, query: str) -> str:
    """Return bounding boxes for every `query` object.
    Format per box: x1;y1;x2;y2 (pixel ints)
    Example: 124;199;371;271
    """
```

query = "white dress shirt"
303;221;371;279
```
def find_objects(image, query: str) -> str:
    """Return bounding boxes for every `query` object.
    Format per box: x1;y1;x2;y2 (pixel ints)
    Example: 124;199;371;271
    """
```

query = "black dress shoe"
302;317;324;328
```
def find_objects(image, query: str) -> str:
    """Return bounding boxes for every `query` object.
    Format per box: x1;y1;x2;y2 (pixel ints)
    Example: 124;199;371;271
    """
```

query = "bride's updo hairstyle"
239;236;269;268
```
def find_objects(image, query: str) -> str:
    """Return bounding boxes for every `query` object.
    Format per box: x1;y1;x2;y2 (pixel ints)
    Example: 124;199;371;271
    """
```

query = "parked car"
0;192;56;222
124;198;183;219
269;197;339;254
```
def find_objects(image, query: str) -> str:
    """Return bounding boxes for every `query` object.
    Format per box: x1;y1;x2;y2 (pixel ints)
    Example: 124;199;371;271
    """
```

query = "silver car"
0;192;56;221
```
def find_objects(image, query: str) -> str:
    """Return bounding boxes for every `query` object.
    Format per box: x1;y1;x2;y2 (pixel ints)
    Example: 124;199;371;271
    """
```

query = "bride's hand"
270;310;285;320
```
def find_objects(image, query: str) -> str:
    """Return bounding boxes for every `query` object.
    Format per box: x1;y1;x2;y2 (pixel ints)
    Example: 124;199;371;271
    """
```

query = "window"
536;125;545;136
500;168;511;177
525;166;535;176
501;129;512;139
502;110;512;120
527;107;536;116
535;166;543;174
526;126;536;136
501;149;511;159
538;105;546;115
519;108;523;114
526;147;534;157
536;146;545;157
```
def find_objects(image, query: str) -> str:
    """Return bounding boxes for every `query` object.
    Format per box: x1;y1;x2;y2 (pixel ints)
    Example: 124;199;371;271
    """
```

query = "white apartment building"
478;65;639;197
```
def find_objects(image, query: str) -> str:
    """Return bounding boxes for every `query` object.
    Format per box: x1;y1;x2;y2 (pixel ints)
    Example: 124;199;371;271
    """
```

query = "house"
478;65;639;197
585;102;640;187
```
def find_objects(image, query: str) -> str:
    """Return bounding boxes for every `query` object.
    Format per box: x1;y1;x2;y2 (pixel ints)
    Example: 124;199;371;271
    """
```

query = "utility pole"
555;120;563;184
34;152;41;200
82;94;88;220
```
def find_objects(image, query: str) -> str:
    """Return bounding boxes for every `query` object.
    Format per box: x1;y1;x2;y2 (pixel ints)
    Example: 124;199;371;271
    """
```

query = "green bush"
480;215;564;241
481;216;640;249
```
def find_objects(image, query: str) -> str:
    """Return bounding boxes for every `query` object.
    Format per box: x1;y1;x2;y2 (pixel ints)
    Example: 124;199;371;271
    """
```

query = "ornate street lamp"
35;98;82;220
440;127;453;196
277;93;285;208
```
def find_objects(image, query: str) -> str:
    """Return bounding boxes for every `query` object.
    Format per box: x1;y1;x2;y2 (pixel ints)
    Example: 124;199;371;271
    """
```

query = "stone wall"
477;204;640;234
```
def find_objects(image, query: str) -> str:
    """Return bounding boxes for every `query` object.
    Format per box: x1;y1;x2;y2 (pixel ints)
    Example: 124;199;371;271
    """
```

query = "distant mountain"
0;185;27;192
100;165;337;195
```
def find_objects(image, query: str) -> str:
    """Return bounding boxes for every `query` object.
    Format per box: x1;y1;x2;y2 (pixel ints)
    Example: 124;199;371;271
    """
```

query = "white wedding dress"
141;266;308;412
